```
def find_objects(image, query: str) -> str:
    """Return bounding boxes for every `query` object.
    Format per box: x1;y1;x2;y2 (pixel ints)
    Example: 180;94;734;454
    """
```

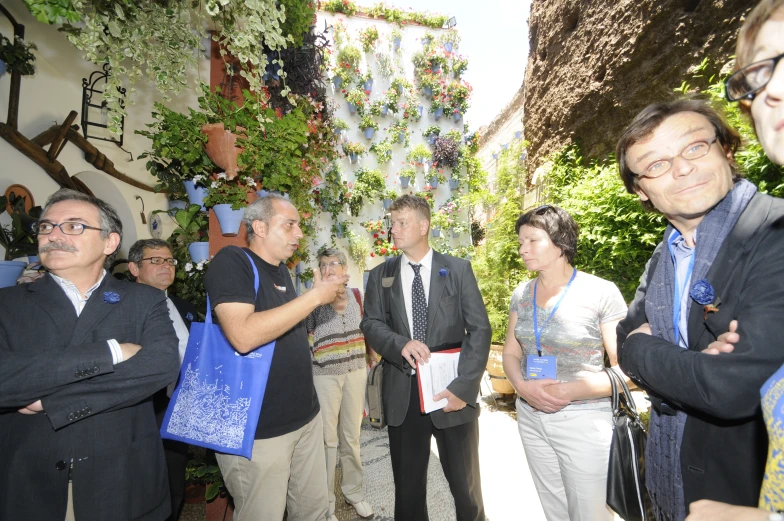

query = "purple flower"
103;291;120;304
439;268;448;277
690;279;715;305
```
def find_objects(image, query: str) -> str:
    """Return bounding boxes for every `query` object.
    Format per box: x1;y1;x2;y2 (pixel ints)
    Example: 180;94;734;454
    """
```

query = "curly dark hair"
515;205;579;265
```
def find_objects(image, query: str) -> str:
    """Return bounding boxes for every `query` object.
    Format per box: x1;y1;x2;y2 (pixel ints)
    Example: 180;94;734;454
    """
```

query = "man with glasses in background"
129;238;199;521
0;188;179;521
614;99;784;518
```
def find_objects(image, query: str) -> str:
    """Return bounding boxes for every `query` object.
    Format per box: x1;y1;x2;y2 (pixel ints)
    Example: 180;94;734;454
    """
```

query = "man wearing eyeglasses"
0;189;180;521
128;238;199;521
614;99;784;518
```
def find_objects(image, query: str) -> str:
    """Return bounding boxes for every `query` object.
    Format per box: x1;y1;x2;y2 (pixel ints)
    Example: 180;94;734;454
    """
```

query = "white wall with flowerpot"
0;0;208;261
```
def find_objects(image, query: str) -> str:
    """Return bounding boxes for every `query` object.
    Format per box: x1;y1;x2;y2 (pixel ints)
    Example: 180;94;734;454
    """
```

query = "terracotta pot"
487;343;515;395
201;123;246;180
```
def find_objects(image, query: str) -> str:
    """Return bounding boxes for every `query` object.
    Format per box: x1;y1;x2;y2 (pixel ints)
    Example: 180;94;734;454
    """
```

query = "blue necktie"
410;263;427;343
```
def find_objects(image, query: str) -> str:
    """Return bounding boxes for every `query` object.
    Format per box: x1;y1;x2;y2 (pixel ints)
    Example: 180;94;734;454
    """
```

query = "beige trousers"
216;414;329;521
313;368;367;515
65;482;75;521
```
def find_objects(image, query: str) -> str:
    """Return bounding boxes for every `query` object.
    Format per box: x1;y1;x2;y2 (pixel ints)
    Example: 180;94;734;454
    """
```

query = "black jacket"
617;192;784;511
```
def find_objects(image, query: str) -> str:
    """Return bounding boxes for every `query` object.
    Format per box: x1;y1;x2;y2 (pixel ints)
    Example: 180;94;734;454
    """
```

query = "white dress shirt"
49;270;123;364
400;248;433;340
165;296;190;396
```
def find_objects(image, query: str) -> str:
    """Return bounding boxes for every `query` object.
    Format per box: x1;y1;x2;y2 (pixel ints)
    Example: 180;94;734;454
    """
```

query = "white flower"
211;181;219;188
185;262;193;272
195;262;204;271
217;172;227;179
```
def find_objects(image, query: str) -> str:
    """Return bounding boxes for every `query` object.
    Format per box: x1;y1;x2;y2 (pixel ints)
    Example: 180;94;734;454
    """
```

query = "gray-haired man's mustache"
39;243;78;253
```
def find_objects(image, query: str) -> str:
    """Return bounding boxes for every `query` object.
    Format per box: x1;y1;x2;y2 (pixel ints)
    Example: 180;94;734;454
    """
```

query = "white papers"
417;349;460;413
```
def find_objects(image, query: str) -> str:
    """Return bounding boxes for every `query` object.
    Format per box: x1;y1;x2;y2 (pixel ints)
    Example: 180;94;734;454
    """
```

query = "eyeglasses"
319;261;343;270
633;137;718;179
36;221;106;235
141;257;178;266
725;52;784;102
534;205;553;215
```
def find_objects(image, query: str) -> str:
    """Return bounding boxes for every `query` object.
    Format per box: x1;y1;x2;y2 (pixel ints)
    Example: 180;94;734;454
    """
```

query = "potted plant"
398;166;416;188
167;204;210;264
202;175;250;236
414;190;435;208
427;171;447;189
423;125;441;145
438;29;460;53
381;188;398;210
332;117;350;137
359;71;374;93
451;221;469;238
345;229;370;272
298;266;315;289
348;167;385;217
432;135;461;169
389;119;409;146
0;196;41;287
451;55;468;78
444;80;472;121
390;28;402;52
345;87;368;116
429;211;449;237
331;220;350;239
370;139;393;163
0;34;37;76
342;141;367;164
390;76;412;96
359;114;379;140
358;25;379;52
371;236;399;258
361;219;386;236
429;97;445;121
407;144;432;167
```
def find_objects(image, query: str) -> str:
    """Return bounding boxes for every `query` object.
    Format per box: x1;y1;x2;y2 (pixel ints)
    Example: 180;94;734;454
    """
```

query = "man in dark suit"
129;238;198;521
614;100;784;518
361;194;491;521
0;189;180;521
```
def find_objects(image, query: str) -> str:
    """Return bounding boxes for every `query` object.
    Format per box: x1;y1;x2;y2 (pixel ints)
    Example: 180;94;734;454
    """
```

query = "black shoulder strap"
381;256;401;328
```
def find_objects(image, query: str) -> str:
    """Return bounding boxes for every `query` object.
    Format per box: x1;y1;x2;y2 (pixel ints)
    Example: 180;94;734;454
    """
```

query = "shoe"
347;500;374;518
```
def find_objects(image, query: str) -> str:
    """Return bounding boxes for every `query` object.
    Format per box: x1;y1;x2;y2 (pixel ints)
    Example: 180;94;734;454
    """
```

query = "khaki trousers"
65;482;75;521
216;414;329;521
313;368;367;515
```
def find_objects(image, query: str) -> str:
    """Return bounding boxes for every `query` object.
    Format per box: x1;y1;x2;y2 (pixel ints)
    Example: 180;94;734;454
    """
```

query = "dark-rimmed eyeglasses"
36;221;106;236
725;52;784;102
141;257;178;266
633;137;718;179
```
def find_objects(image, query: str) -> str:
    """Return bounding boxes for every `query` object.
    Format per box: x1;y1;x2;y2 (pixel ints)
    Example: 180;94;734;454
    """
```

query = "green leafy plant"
202;177;250;210
0;34;37;76
423;125;441;139
388;119;409;146
398;166;417;182
413;190;435;208
336;44;362;76
332;118;350;132
298;266;315;283
342;141;367;157
346;87;369;116
314;163;350;219
348;167;385;216
370;139;393;163
407;143;432;165
278;0;317;49
358;113;379;132
185;455;224;502
321;0;358;16
358;26;379;53
345;229;369;271
451;55;468;78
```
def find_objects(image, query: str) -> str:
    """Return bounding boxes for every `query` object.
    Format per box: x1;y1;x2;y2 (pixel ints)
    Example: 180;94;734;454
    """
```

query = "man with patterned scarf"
614;99;784;520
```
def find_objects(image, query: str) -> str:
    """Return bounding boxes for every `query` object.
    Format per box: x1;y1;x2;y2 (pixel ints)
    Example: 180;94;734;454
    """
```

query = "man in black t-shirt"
204;193;348;521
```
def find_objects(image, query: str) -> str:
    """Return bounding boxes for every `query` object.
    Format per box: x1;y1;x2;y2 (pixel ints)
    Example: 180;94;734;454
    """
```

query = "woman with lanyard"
502;204;630;521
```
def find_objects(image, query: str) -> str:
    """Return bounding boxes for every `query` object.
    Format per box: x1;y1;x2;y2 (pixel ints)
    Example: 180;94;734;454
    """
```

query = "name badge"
526;355;556;380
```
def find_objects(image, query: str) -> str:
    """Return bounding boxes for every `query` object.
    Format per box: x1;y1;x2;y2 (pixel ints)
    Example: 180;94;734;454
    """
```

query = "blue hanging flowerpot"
393;37;401;50
333;76;343;88
418;105;424;117
256;189;270;198
168;199;188;215
428;135;437;145
0;261;26;288
348;152;358;164
453;111;461;122
429;177;439;188
363;78;374;92
381;104;389;116
449;178;459;190
434;107;444;120
515;130;522;139
335;223;344;238
502;143;508;150
213;204;245;237
400;177;410;188
452;229;460;238
444;42;453;53
383;198;393;210
364;127;375;140
431;227;441;238
347;103;357;115
183;180;207;210
423;86;433;98
188;242;210;264
398;132;406;144
432;63;441;74
422;37;431;46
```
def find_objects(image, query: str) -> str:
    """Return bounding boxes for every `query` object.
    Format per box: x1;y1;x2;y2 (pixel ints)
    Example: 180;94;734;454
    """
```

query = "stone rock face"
523;0;753;170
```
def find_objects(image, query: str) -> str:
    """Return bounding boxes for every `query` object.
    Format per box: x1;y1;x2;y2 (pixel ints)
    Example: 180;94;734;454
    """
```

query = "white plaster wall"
311;12;473;287
0;0;209;259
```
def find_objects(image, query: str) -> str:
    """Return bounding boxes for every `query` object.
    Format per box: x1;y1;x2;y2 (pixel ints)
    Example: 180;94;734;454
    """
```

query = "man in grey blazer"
361;194;491;521
0;189;180;521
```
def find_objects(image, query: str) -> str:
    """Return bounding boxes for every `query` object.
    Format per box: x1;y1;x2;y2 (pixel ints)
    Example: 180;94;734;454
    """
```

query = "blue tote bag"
161;251;275;459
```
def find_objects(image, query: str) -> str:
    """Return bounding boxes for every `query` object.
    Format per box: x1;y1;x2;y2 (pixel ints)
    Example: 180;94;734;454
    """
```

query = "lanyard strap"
533;268;577;357
668;232;695;346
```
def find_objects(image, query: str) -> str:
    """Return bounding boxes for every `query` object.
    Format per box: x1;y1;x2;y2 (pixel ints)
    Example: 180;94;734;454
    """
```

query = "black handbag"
605;367;650;521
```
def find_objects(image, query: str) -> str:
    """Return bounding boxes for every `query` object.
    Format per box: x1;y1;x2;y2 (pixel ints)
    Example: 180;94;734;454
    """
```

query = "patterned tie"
410;263;427;343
